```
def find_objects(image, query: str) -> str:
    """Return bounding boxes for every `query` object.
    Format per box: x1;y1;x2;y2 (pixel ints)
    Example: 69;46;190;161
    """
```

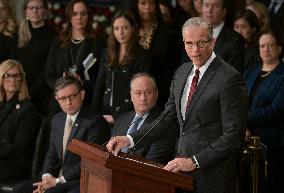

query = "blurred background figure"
192;0;202;17
0;0;17;63
45;0;104;116
129;0;179;108
267;0;284;45
92;11;152;125
9;0;56;116
246;0;270;33
244;31;284;193
0;59;40;185
234;9;261;70
199;0;245;72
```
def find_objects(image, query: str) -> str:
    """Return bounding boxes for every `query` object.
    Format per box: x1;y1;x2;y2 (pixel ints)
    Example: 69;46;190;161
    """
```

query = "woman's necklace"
71;37;85;44
70;40;85;67
260;70;272;78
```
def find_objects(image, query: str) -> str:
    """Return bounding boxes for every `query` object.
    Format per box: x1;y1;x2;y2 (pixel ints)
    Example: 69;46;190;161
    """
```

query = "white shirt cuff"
126;135;134;148
42;173;52;179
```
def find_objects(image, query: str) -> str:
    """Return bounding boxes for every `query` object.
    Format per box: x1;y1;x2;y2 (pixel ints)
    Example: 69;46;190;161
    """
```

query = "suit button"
182;132;186;136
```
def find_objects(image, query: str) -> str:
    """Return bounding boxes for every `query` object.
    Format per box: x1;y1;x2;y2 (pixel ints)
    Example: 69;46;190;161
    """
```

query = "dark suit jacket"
0;94;40;182
131;55;248;193
112;106;178;164
41;106;110;181
244;62;284;147
214;24;245;73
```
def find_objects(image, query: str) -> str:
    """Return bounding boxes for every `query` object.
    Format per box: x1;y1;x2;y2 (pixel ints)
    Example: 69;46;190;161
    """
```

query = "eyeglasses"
56;91;81;103
27;5;44;11
184;39;212;49
3;73;22;81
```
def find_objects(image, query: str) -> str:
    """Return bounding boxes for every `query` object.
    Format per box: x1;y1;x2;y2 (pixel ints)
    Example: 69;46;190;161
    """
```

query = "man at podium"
107;17;248;193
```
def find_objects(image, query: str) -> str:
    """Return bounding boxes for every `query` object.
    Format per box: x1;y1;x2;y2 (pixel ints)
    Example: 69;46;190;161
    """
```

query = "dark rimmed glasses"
184;39;212;49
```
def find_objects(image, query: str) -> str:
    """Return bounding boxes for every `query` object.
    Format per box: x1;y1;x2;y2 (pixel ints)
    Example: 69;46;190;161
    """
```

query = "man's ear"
80;90;85;100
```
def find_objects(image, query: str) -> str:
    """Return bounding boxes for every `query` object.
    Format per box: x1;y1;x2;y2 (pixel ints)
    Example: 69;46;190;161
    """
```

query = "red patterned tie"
186;69;200;110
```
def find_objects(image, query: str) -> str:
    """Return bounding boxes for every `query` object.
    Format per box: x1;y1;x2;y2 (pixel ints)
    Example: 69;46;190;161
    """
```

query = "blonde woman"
0;0;17;62
9;0;56;115
0;59;40;183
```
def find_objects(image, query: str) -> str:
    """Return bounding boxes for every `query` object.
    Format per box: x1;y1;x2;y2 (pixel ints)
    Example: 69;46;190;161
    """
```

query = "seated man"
112;73;178;164
14;76;110;193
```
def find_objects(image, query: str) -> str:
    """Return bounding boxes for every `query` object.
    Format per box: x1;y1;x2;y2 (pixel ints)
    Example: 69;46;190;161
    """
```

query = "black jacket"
0;95;40;182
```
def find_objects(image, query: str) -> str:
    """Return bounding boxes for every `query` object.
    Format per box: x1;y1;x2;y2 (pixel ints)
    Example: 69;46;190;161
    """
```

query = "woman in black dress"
92;11;152;124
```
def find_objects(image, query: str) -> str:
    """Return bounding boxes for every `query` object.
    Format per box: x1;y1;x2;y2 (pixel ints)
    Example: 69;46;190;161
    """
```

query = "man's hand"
106;136;130;155
33;176;57;193
164;158;196;173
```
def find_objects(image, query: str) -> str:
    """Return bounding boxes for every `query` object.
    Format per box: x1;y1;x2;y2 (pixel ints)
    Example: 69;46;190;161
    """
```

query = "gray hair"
54;76;83;94
130;72;157;91
182;17;213;40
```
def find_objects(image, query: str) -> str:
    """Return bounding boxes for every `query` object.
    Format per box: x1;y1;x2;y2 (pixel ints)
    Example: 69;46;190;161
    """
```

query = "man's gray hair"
130;72;157;91
182;17;213;40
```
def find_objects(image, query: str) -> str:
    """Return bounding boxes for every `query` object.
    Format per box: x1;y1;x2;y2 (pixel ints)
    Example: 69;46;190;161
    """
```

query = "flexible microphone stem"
100;110;149;149
127;114;163;153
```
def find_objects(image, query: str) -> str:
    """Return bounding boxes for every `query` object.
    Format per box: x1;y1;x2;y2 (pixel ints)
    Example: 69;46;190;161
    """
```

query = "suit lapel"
185;58;219;120
177;63;193;122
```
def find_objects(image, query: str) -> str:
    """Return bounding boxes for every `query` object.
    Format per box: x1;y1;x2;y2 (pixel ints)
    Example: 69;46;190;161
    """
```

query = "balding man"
111;73;178;164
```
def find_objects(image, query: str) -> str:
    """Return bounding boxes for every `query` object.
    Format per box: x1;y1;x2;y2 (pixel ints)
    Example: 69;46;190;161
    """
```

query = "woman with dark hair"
92;10;152;124
0;0;17;63
0;59;39;184
244;31;284;193
9;0;56;116
234;9;261;70
129;0;179;108
45;0;104;115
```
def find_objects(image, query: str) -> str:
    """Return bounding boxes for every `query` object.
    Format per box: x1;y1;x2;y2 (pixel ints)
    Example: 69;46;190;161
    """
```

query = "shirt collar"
67;111;79;123
213;21;224;39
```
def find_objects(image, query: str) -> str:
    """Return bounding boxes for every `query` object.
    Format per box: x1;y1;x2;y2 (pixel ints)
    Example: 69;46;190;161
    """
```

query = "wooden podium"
68;139;193;193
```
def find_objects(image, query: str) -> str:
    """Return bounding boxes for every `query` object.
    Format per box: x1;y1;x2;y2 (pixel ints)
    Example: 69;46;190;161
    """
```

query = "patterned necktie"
62;117;73;158
186;69;200;111
127;116;142;135
121;116;142;153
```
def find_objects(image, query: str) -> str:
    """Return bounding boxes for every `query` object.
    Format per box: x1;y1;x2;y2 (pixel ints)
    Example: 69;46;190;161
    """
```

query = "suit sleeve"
41;118;61;176
195;74;248;169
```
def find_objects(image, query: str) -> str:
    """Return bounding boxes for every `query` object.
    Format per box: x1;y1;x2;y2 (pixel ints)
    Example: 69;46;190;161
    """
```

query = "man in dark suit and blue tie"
107;17;248;193
14;76;110;193
112;73;178;164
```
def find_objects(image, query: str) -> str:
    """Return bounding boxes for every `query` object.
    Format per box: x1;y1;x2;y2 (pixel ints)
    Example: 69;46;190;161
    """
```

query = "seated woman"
244;31;284;193
0;59;40;183
92;11;152;124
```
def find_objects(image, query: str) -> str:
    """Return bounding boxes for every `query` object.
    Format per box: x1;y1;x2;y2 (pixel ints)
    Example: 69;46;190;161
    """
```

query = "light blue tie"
121;116;142;153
